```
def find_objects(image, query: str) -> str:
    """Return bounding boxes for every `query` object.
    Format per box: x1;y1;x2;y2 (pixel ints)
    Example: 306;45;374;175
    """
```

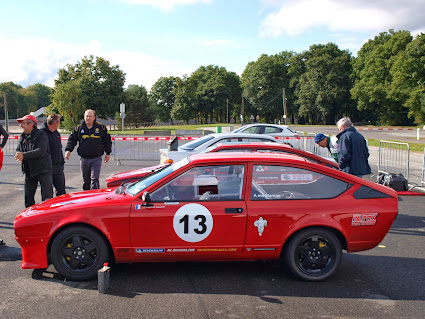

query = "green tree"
17;88;38;118
0;82;23;120
173;66;241;124
51;55;125;127
351;30;413;125
149;76;177;123
391;33;425;125
124;84;154;125
50;80;85;129
241;51;295;123
26;83;53;109
294;43;352;124
172;76;197;124
192;65;239;123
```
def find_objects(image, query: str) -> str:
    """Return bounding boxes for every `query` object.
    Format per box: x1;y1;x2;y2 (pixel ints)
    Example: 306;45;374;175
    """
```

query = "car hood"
20;188;122;215
106;164;166;184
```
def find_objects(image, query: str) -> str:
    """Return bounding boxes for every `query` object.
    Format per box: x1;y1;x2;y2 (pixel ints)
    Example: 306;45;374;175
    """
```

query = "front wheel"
283;228;342;281
51;226;109;281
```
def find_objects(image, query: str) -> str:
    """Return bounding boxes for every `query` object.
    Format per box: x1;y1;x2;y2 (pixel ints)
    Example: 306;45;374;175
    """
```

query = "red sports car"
105;142;337;187
15;153;398;282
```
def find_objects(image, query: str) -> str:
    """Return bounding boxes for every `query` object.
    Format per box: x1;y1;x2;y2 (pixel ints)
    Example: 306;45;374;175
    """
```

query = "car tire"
51;226;109;281
283;228;342;281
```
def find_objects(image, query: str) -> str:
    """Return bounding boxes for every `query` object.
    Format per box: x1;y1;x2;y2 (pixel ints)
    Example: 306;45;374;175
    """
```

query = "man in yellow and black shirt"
65;109;112;190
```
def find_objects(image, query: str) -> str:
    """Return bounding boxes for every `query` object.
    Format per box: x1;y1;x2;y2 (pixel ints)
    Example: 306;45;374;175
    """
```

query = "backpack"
377;172;408;191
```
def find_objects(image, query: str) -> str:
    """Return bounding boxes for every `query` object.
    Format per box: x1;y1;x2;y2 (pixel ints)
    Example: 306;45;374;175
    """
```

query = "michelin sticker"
173;203;213;242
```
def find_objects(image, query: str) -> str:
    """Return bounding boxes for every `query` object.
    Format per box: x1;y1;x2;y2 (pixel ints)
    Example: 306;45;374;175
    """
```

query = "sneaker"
0;238;4;245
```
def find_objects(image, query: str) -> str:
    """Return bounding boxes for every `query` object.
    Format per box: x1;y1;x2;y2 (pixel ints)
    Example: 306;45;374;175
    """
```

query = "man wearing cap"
65;109;112;190
14;114;53;207
314;133;339;162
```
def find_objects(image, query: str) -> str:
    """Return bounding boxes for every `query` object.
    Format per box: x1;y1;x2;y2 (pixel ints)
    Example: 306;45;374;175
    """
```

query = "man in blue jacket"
336;117;371;177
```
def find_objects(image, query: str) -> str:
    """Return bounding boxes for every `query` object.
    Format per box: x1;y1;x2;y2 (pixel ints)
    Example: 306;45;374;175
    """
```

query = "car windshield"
179;135;215;150
126;158;190;196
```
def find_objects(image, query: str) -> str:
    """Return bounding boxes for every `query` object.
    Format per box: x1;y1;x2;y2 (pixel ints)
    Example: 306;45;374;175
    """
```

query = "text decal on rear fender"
351;213;378;226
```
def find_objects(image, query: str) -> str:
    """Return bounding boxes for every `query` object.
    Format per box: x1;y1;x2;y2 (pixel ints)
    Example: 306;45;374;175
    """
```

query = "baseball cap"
17;114;37;125
314;133;326;143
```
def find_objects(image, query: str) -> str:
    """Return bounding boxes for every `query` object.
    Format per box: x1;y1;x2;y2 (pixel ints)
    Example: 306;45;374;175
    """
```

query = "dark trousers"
24;172;53;208
52;164;66;196
80;156;102;190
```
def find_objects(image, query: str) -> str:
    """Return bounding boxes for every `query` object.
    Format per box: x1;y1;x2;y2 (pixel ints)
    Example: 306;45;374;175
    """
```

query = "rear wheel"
51;226;109;281
283;228;342;281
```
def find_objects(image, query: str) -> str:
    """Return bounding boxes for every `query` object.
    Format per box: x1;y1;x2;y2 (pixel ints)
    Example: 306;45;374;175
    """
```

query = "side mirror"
142;192;153;206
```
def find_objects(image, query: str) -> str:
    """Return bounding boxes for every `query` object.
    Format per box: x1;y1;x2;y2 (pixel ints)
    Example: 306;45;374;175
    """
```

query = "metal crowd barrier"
2;134;20;155
112;135;201;162
378;140;410;181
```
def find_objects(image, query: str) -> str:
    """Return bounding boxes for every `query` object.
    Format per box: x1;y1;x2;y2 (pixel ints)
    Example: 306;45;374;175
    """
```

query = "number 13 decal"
173;204;213;242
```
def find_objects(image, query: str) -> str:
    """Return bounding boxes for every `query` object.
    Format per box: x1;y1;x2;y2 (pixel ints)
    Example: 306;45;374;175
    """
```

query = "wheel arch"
280;225;347;257
46;223;115;265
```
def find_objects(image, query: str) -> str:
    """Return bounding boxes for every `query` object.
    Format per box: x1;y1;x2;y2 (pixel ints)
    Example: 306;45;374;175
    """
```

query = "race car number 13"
173;203;213;242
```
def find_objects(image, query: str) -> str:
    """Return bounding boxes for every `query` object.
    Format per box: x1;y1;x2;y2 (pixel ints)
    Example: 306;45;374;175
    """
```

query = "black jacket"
65;120;112;159
336;126;371;176
16;127;52;177
41;122;65;166
0;124;8;148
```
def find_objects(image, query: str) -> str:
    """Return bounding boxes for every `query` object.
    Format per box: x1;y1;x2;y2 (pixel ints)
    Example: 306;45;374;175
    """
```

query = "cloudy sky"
1;0;424;90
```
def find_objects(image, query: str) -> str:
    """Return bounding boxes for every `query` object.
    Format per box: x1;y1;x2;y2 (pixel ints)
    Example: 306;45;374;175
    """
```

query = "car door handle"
225;208;243;214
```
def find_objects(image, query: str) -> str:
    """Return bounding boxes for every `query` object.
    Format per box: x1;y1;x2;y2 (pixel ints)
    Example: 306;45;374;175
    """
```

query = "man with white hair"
336;117;371;177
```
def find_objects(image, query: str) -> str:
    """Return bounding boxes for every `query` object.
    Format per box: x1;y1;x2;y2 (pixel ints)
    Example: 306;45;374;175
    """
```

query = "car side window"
241;127;257;134
264;127;281;133
250;165;350;200
150;165;245;202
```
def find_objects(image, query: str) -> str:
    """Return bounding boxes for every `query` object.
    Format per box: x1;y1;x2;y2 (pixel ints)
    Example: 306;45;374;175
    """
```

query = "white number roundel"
173;203;213;242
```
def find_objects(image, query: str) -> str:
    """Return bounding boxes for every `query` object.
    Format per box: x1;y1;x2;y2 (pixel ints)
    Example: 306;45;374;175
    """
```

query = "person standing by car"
14;114;53;207
0;123;9;245
336;117;371;177
41;114;66;196
0;123;9;170
65;109;112;190
314;133;339;162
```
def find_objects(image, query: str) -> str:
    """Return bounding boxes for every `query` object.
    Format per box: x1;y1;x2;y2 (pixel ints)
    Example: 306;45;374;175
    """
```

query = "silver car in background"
160;133;278;164
232;123;298;138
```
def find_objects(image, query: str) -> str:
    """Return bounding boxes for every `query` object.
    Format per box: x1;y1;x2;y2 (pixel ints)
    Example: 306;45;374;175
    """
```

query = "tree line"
1;29;424;129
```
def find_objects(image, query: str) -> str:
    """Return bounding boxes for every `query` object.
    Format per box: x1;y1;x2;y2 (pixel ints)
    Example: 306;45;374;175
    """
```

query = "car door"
129;164;247;261
244;163;352;258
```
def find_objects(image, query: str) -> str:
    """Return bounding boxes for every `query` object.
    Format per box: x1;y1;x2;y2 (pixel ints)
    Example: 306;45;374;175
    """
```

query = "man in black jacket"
1;123;9;245
41;114;66;196
14;114;53;207
0;123;8;151
65;109;112;190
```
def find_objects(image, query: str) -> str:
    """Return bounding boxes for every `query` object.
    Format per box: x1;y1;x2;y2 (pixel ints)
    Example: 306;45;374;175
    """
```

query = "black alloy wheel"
284;228;342;281
51;226;109;281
